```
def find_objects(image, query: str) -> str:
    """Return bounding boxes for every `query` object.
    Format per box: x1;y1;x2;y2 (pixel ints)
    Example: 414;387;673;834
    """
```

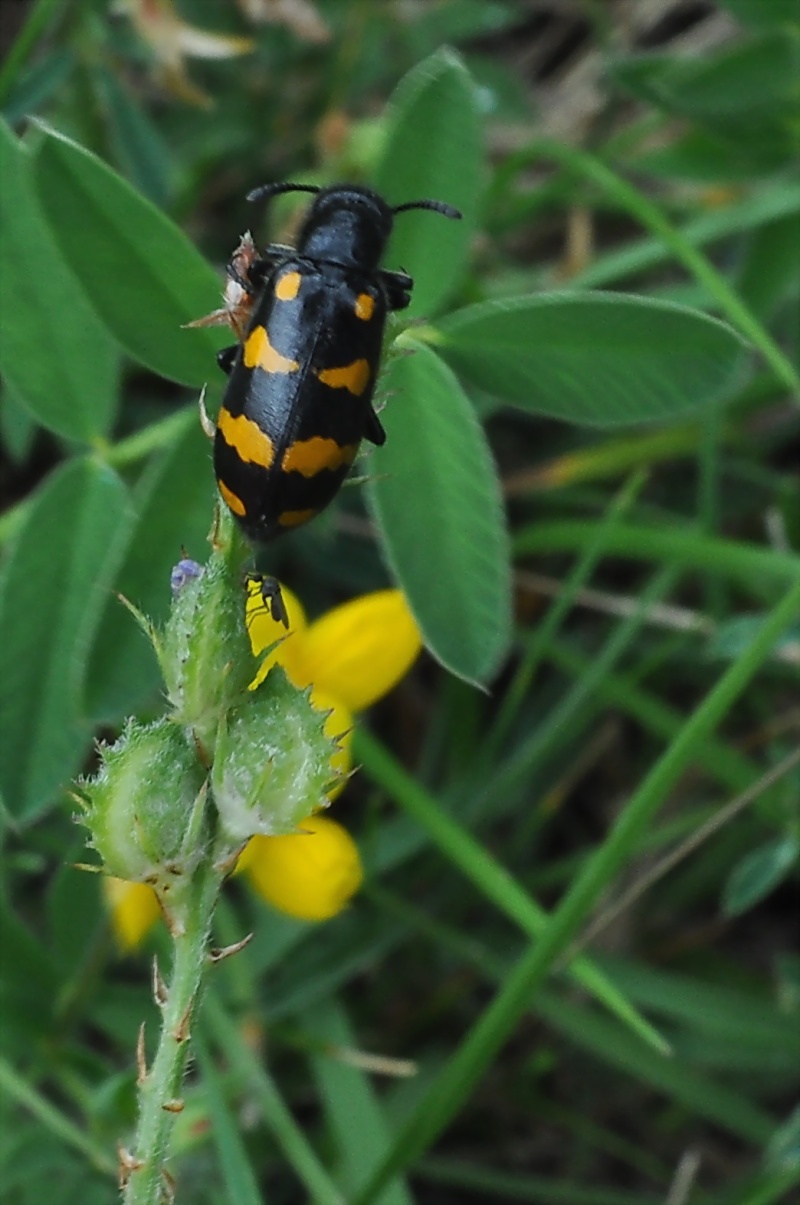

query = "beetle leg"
260;242;295;260
363;407;386;446
242;259;272;290
381;269;414;311
225;259;254;294
383;269;413;290
217;345;238;375
246;243;294;289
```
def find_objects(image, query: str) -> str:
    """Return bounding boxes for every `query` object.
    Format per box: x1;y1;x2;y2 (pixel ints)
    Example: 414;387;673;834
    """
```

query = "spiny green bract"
159;551;256;754
211;666;336;842
80;718;209;885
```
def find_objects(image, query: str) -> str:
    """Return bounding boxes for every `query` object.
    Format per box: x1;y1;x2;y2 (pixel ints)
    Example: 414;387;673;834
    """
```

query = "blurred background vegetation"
0;1;799;1203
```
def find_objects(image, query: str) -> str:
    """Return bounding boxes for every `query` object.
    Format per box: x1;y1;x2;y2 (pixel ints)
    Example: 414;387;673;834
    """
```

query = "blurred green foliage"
1;1;799;1202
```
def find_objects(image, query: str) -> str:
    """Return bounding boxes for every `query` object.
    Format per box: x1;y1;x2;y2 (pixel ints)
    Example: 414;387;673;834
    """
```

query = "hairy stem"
123;862;223;1205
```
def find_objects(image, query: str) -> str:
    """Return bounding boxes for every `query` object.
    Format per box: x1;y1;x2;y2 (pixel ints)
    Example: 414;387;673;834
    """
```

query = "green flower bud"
80;718;209;887
211;667;335;844
159;521;255;753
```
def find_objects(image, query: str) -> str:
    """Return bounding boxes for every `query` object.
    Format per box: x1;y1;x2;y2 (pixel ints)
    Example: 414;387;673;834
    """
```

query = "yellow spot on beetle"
354;292;375;321
217;406;275;469
244;326;300;374
275;271;301;301
317;359;371;396
218;479;247;517
282;437;358;477
278;508;317;528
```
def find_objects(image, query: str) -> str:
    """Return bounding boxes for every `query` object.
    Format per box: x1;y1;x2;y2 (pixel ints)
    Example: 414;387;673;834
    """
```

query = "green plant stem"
0;407;197;548
546;642;783;813
123;863;224;1205
356;728;670;1056
204;995;345;1205
0;1054;116;1178
514;519;800;593
736;1172;800;1205
351;574;800;1205
473;565;680;812
104;405;197;470
483;469;646;761
506;421;733;493
573;180;800;290
0;0;63;103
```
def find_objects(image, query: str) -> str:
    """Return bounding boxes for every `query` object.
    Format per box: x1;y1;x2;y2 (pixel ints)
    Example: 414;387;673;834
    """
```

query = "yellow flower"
104;877;162;950
247;582;421;708
235;815;362;922
105;587;421;948
246;581;422;791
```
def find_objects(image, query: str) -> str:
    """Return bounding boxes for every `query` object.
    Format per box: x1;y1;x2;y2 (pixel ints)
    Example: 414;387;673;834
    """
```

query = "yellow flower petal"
247;580;314;690
240;816;363;921
301;590;422;712
104;877;161;951
246;579;306;654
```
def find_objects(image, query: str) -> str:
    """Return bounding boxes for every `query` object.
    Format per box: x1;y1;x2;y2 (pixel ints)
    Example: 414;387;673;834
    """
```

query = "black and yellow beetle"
211;182;461;545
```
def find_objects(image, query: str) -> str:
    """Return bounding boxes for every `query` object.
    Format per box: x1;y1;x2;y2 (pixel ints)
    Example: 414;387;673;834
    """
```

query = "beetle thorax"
297;187;394;271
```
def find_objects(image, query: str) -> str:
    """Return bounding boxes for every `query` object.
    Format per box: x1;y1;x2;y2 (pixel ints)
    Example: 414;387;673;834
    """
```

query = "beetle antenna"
392;199;462;220
247;182;321;205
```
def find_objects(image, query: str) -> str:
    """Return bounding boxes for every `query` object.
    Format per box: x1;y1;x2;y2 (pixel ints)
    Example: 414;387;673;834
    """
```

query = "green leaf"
195;1038;263;1205
515;520;800;595
349;578;800;1205
204;996;345;1204
0;459;133;822
93;66;175;207
367;340;511;684
0;0;67;109
537;988;777;1144
0;120;119;441
601;956;800;1062
706;614;800;663
303;998;413;1205
403;1;518;46
611;33;799;121
2;50;74;126
86;414;216;722
718;0;800;31
31;124;223;386
436;292;747;426
722;837;800;917
776;953;800;1013
0;385;38;463
736;215;800;322
767;1104;800;1173
573;178;800;288
355;730;672;1057
0;1058;116;1192
375;48;482;316
46;855;106;976
0;898;58;1049
632;126;775;182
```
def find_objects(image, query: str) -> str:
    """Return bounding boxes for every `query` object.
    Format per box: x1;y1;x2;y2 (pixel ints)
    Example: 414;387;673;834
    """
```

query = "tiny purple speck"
170;558;204;596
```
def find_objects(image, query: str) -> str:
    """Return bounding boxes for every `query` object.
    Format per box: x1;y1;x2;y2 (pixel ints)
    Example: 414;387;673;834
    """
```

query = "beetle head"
247;182;461;272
